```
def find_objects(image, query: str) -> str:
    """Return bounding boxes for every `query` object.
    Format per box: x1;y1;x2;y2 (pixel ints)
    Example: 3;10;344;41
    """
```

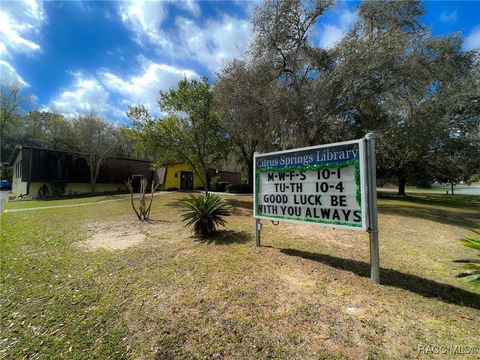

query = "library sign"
254;139;367;230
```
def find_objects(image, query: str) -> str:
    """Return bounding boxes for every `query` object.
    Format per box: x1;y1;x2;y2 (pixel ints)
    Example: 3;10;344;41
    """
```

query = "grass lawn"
1;192;479;359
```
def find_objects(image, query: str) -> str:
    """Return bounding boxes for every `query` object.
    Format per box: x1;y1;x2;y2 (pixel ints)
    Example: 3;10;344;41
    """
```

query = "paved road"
0;190;9;212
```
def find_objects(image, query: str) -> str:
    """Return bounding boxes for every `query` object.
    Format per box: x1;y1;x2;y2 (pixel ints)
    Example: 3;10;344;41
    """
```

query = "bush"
179;193;231;237
50;182;66;196
195;186;205;191
456;229;480;286
226;183;253;194
213;182;230;192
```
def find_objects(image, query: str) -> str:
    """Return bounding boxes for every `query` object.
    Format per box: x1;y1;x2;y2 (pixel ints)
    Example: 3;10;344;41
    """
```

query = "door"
180;171;194;190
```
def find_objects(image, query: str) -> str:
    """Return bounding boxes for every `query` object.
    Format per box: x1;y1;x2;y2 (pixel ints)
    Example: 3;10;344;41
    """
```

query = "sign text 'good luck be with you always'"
254;139;367;230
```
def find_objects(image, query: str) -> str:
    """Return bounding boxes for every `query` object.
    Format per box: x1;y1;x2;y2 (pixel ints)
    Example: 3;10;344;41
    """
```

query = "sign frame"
253;138;368;231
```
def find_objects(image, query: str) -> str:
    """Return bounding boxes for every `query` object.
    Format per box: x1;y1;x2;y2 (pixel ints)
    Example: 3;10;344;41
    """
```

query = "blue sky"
1;0;479;123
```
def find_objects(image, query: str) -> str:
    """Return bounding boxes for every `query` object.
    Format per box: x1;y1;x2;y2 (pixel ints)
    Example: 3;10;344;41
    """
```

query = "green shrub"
179;193;231;237
456;229;480;286
50;182;66;196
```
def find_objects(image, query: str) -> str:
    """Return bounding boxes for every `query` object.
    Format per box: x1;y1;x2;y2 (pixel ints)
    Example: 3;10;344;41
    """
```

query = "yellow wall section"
163;164;203;189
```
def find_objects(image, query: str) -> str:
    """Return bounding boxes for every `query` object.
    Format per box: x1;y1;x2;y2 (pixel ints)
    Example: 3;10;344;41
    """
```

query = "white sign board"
254;139;367;230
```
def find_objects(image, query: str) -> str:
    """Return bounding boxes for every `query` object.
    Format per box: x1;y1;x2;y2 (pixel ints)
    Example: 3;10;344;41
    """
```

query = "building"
9;146;242;198
158;163;242;191
9;146;153;198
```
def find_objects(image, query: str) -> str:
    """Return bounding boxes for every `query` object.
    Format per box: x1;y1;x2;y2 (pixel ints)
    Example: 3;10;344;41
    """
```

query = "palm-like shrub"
456;229;480;286
180;193;231;237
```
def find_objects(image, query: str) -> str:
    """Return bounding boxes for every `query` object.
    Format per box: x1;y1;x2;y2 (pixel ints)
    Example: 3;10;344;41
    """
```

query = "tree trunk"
240;143;257;186
397;169;406;196
89;159;95;194
451;182;454;195
247;159;254;186
204;170;209;195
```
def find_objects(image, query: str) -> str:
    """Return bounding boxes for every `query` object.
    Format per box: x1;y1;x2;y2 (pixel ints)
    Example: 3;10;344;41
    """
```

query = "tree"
428;64;480;192
128;77;227;192
330;0;477;195
125;176;160;221
0;83;31;163
250;0;334;148
214;60;273;185
72;113;117;193
25;110;74;150
123;105;156;159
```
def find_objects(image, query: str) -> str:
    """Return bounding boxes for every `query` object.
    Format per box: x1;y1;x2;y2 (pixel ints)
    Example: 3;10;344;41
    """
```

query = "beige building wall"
28;182;127;198
65;183;127;195
11;151;28;196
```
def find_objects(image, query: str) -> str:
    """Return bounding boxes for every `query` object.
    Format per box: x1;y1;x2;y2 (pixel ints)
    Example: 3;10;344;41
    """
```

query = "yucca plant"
456;229;480;286
180;193;231;237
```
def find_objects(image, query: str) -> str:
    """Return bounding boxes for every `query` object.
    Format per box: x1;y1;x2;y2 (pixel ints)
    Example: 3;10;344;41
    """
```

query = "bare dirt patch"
75;220;180;250
81;229;146;250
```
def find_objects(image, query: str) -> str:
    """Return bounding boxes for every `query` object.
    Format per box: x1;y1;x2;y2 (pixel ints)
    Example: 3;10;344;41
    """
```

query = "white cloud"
177;0;201;17
118;0;168;47
118;1;252;73
339;9;357;28
319;9;357;49
439;10;458;24
48;59;199;120
319;24;346;49
0;59;28;86
49;71;116;118
175;15;252;72
0;0;45;57
464;25;480;50
100;58;199;114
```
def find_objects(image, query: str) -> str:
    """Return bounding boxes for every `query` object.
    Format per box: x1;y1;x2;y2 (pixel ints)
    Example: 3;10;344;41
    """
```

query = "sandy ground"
80;229;146;250
75;219;183;250
76;221;147;250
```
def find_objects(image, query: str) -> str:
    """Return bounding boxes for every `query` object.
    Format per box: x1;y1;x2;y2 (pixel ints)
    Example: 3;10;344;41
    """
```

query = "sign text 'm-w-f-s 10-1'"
254;139;367;230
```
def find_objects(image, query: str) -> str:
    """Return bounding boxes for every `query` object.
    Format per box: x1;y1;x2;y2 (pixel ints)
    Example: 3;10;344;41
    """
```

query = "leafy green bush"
456;229;480;286
180;193;231;237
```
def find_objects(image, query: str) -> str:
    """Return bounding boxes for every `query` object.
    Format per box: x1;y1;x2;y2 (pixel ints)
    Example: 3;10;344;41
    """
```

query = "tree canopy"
214;0;480;193
127;77;227;191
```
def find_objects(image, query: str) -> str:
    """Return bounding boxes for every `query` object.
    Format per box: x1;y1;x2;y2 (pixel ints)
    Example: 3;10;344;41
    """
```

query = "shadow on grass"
194;229;251;245
378;205;479;228
227;199;253;210
166;199;185;208
378;192;480;210
280;248;480;310
142;219;171;224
